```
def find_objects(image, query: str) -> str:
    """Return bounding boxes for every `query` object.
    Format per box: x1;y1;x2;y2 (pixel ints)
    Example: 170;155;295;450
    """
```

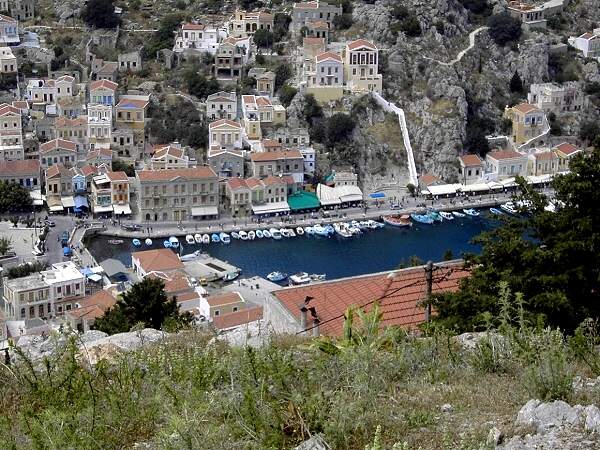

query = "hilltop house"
306;51;344;103
570;29;600;59
255;71;276;97
344;39;382;94
484;150;528;180
214;37;250;80
131;248;184;278
0;46;16;73
291;1;342;32
206;91;237;121
89;79;118;106
174;23;221;55
527;82;586;114
136;167;219;221
503;102;546;145
115;95;149;156
228;9;273;38
0;14;18;45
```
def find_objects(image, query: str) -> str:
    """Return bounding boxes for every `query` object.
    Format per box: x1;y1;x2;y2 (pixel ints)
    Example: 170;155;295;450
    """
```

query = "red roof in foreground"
273;262;469;336
213;306;263;330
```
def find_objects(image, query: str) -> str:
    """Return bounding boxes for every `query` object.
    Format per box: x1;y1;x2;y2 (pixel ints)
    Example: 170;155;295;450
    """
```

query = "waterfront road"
80;187;554;241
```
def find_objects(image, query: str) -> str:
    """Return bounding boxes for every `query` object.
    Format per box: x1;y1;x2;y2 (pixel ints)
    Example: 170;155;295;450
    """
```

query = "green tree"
509;70;523;93
0;181;33;213
430;149;600;332
112;159;135;177
279;84;297;107
406;183;416;197
303;93;323;125
94;278;191;334
273;13;292;40
487;13;522;46
0;236;12;256
332;14;353;30
253;29;274;48
274;64;293;92
144;13;185;58
579;120;600;147
81;0;120;29
326;113;355;147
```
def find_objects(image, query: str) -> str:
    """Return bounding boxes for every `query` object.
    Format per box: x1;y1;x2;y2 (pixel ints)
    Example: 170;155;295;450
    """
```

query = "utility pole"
424;261;433;322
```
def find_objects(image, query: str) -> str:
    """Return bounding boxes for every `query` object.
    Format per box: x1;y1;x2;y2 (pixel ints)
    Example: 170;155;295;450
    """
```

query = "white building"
527;82;586;114
2;261;86;320
344;39;382;93
0;46;16;73
300;147;316;176
208;119;243;149
150;143;191;170
484;150;528;180
87;104;112;149
570;29;600;59
206;91;237;121
174;23;221;55
0;14;18;45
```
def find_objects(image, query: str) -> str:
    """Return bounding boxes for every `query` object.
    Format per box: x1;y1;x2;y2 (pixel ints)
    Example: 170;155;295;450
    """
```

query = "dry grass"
430;98;457;119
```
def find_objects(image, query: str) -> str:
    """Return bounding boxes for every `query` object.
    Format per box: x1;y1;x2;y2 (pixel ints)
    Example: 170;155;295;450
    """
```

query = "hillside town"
0;0;597;392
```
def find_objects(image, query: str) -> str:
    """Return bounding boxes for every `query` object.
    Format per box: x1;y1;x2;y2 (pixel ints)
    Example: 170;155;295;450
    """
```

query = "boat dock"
183;255;241;282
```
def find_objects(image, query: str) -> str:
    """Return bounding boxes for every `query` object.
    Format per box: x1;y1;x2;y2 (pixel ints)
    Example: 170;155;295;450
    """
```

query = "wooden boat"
382;214;412;227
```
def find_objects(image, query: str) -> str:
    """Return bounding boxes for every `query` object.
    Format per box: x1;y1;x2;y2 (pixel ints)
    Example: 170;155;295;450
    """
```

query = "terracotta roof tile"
533;151;557;161
182;23;205;30
0;159;40;175
209;118;242;129
226;177;249;190
347;39;377;51
250;150;303;162
487;150;525;161
554;142;579;156
459;154;482;166
316;51;342;63
39;138;77;154
419;173;440;186
137;167;217;182
512;102;540;114
89;79;118;91
132;249;184;273
212;306;263;330
273;262;469;336
117;98;148;109
67;290;117;320
207;291;244;307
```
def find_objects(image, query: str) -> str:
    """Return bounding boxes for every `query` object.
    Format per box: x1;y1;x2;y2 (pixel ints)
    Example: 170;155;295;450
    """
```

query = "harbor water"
86;215;499;281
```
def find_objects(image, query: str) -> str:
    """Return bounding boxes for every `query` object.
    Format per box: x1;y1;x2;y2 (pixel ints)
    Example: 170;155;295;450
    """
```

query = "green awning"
287;191;320;211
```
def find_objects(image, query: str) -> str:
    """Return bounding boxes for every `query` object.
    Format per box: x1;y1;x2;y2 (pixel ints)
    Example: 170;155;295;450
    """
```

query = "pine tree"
510;70;523;93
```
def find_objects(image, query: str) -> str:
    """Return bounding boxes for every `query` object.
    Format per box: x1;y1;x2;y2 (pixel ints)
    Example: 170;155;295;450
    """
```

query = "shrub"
509;70;523;93
253;29;274;48
487;13;522;46
279;84;297;107
274;64;293;92
81;0;120;29
459;0;492;16
332;13;353;30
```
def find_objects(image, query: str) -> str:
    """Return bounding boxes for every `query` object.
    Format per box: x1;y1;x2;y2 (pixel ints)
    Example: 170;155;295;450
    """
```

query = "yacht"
500;202;518;215
231;231;240;240
180;250;201;262
428;211;443;222
270;228;282;239
267;271;288;282
463;208;480;217
313;224;327;236
194;233;203;244
451;211;465;218
289;272;312;286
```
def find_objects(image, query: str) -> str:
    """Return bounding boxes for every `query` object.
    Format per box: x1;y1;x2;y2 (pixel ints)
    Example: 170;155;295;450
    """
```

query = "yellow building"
115;95;149;154
503;102;545;145
343;39;382;94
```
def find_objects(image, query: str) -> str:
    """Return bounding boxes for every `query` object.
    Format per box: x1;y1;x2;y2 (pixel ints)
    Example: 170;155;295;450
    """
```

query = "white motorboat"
349;226;362;235
313;224;328;236
289;272;312;286
145;238;153;246
280;228;290;238
263;229;272;238
194;233;202;244
267;271;287;282
248;230;256;240
169;236;179;248
220;232;231;244
202;234;210;244
359;220;371;229
334;222;353;238
296;227;305;235
180;250;201;262
231;231;240;240
289;229;297;237
310;273;326;282
185;234;195;245
463;208;480;217
239;230;248;240
452;211;465;218
500;202;518;215
439;211;454;220
270;228;282;239
304;226;315;235
256;229;264;238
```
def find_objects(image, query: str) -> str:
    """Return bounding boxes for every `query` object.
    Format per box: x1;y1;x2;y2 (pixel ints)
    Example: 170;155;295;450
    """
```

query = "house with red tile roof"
39;138;77;169
458;154;484;185
528;150;559;176
208;145;245;178
174;22;221;55
344;39;382;94
66;290;117;332
89;79;118;106
229;9;274;38
0;159;40;189
484;150;528;180
503;102;547;146
212;306;264;331
241;95;286;140
150;143;191;170
208;119;243;149
553;142;581;170
250;149;305;184
272;262;469;336
131;248;184;278
199;291;248;320
206;91;238;121
306;51;344;103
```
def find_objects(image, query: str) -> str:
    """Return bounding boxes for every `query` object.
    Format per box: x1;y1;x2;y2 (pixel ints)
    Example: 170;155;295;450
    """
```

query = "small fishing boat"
163;240;171;248
428;211;443;222
324;224;335;236
313;224;327;236
194;233;202;244
132;238;141;247
202;234;210;244
349;225;362;235
263;229;272;238
211;233;220;243
169;236;179;248
500;202;518;215
289;272;312;286
248;230;256;240
220;232;231;244
145;238;153;246
223;269;241;281
231;231;240;240
108;239;123;245
267;271;288;282
280;228;290;238
270;228;282;239
296;227;304;236
463;208;480;217
310;273;326;282
180;250;201;262
439;211;454;220
410;213;434;224
304;226;315;235
239;230;248;240
288;229;297;237
452;211;465;218
489;207;504;215
382;214;412;227
365;220;379;229
359;220;371;229
334;222;353;238
256;229;264;238
185;235;195;245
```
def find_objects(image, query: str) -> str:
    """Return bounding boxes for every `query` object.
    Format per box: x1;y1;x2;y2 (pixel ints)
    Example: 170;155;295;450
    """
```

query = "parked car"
122;223;142;231
44;219;56;227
